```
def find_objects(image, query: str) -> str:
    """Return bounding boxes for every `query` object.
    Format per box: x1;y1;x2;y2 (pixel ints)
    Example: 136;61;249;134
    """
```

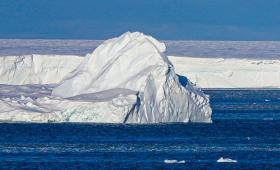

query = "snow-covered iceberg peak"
52;32;212;123
52;32;167;97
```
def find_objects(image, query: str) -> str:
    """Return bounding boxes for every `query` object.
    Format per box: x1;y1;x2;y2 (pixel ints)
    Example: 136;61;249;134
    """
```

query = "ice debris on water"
164;159;186;164
217;157;237;163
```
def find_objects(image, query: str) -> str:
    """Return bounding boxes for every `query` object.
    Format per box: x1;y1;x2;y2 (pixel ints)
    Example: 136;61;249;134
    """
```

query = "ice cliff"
0;32;212;123
170;56;280;88
0;55;82;84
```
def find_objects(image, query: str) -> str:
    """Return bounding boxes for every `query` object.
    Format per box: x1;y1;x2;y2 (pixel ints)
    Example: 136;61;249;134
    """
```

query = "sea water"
0;89;279;169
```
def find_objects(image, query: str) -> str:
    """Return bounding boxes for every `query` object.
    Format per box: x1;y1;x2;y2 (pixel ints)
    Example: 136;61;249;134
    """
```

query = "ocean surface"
0;89;279;169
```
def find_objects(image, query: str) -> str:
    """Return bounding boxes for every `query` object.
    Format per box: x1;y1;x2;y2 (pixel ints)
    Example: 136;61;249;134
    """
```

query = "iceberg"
217;157;237;163
164;159;186;164
52;32;212;123
0;32;212;123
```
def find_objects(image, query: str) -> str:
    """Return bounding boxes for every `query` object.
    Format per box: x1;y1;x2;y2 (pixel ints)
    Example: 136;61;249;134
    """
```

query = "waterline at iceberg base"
0;32;212;123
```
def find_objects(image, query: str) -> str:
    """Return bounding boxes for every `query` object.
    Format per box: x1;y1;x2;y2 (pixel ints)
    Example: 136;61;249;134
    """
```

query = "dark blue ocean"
0;90;279;169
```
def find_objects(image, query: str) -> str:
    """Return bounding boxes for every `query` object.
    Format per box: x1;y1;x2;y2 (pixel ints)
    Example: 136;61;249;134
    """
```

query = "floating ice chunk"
217;157;237;163
164;159;186;164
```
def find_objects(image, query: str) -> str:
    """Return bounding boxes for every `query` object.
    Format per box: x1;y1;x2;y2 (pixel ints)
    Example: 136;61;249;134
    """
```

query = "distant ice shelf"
169;56;280;88
1;55;279;88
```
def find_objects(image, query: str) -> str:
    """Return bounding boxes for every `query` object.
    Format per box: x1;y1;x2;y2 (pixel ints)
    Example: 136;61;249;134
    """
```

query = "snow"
52;32;167;97
217;157;237;163
0;32;212;123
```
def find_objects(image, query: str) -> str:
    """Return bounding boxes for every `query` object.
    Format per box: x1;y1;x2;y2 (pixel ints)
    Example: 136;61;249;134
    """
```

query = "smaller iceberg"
217;157;238;163
164;159;186;164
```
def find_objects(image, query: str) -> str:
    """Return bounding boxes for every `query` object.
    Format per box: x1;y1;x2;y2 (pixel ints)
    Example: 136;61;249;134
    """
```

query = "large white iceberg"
52;32;212;123
0;32;212;123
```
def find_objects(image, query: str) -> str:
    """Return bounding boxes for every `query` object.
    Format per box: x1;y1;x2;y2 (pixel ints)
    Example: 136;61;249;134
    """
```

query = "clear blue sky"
0;0;280;40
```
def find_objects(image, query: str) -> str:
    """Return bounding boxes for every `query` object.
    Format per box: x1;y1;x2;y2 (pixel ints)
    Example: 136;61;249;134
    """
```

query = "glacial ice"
0;32;212;123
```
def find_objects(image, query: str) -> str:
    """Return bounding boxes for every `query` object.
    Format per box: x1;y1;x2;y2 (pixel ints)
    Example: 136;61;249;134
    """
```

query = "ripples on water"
0;90;279;169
